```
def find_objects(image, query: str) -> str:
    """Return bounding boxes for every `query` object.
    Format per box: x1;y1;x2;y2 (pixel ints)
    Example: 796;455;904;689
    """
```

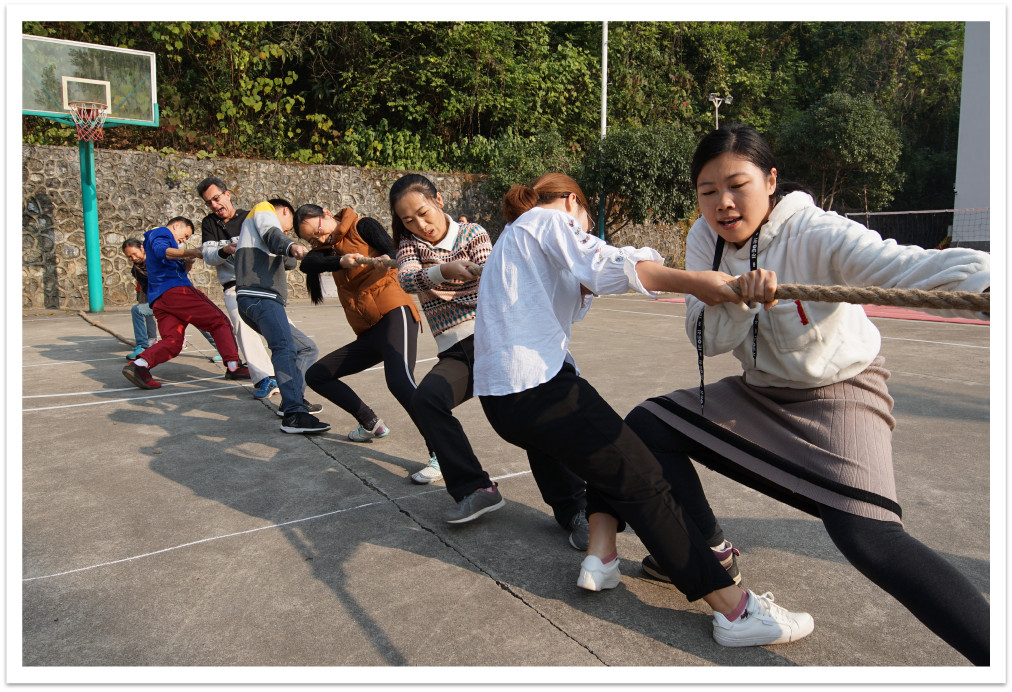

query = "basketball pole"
78;138;103;312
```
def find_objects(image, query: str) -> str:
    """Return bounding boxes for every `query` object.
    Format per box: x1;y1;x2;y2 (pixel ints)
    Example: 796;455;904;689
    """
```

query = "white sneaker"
577;555;621;592
712;590;815;647
348;419;389;442
410;456;442;484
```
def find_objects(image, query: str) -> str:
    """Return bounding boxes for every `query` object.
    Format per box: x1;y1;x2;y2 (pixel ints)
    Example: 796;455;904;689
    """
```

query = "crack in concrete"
304;434;608;665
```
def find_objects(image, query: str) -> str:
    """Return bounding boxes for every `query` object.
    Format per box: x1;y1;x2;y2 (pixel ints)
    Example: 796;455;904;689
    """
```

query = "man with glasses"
197;176;278;399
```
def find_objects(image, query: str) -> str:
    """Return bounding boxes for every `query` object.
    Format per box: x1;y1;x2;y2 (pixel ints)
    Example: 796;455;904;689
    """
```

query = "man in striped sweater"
234;199;328;434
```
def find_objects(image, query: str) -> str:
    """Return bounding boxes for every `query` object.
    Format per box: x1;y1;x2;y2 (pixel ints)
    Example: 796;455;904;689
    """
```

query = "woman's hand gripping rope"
353;256;483;278
725;275;991;312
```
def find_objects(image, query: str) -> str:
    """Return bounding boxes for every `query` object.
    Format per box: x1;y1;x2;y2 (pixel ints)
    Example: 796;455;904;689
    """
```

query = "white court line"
592;306;987;351
23;385;243;412
362;356;437;373
23;356;126;368
881;336;988;350
22;469;533;583
24;375;230;399
594;307;684;319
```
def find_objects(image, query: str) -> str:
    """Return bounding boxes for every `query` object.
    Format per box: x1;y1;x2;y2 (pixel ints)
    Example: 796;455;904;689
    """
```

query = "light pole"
708;92;733;130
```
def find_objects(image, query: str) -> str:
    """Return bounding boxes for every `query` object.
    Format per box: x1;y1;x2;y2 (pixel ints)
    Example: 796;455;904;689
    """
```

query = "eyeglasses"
204;191;229;207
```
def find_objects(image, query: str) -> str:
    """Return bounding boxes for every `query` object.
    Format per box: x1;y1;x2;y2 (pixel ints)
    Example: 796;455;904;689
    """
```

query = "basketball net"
69;101;108;142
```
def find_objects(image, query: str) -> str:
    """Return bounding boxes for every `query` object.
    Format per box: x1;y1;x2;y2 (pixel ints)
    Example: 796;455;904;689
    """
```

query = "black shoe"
224;365;251;380
280;412;331;434
642;541;742;585
276;399;323;417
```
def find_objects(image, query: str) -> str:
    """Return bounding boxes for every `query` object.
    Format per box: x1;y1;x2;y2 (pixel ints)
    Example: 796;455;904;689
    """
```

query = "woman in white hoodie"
590;123;990;664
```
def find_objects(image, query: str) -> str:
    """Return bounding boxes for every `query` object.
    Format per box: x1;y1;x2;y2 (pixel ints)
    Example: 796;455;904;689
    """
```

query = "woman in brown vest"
294;204;436;471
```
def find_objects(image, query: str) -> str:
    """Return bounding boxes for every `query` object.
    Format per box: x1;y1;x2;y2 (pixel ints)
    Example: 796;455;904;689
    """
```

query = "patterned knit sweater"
396;219;491;351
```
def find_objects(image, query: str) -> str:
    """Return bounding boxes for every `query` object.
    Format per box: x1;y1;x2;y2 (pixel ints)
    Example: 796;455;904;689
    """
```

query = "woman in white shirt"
622;124;989;664
473;173;817;649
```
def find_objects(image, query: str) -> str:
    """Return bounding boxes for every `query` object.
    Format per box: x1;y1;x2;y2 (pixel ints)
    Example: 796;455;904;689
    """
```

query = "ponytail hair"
389;174;440;247
502;173;593;225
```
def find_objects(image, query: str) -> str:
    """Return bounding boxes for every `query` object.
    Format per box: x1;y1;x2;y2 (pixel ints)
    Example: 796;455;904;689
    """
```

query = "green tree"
577;123;698;236
776;92;903;212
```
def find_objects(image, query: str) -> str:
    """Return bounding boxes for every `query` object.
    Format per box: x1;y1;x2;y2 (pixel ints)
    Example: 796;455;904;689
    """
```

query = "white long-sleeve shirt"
474;206;662;396
686;191;990;388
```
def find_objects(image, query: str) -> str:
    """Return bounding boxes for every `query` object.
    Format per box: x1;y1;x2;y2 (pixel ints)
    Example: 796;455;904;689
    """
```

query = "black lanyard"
694;231;760;411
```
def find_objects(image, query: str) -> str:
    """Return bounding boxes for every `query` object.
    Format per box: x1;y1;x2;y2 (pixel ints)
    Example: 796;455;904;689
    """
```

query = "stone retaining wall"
22;144;686;310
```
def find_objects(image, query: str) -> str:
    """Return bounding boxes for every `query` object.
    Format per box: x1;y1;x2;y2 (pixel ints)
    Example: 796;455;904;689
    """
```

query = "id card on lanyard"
694;231;760;411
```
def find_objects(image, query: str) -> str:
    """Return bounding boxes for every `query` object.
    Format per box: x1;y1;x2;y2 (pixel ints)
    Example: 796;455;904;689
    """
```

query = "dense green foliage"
578;124;698;232
778;93;903;211
23;20;966;216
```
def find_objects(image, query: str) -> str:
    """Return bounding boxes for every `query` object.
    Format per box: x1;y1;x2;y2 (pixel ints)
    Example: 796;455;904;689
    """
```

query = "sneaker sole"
641;558;673;583
577;566;621;591
122;368;160;390
280;424;331;434
445;497;506;524
713;620;815;647
569;534;589;551
410;470;443;485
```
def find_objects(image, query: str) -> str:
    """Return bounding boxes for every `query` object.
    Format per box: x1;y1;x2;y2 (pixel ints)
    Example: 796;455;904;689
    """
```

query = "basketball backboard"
22;34;158;127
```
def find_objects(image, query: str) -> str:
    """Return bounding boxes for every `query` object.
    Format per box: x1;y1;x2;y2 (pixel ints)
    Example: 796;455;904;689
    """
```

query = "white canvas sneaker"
712;590;815;647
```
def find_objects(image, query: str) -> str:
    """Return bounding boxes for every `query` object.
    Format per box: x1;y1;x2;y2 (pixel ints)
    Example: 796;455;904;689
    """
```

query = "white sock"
133;358;149;368
227;361;238;372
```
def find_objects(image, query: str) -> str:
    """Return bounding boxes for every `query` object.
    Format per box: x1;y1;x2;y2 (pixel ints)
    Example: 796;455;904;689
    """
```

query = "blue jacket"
143;227;192;306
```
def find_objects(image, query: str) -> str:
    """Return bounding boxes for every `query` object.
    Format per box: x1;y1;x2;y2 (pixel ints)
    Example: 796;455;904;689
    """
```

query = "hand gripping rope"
355;256;483;276
726;282;990;312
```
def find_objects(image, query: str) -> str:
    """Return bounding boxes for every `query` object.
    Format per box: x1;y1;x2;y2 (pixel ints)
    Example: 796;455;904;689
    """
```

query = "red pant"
141;286;239;369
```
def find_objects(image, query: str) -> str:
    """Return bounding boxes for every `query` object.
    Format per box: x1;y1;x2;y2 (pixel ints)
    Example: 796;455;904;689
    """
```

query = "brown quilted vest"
329;207;420;336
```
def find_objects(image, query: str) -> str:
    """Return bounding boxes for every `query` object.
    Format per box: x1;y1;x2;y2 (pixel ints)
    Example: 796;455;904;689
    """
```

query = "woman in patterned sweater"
393;174;588;536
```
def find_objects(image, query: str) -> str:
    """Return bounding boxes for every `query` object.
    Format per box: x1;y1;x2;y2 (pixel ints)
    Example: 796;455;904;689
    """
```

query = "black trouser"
306;306;432;454
479;364;734;600
413;336;585;517
625;405;990;666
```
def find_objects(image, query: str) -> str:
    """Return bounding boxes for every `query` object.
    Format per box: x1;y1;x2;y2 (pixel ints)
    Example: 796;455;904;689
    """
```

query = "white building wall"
952;21;990;249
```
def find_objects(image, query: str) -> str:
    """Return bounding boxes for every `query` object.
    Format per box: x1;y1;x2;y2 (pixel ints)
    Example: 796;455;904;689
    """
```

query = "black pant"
413;336;585;518
479;364;734;600
306;306;431;454
626;405;990;665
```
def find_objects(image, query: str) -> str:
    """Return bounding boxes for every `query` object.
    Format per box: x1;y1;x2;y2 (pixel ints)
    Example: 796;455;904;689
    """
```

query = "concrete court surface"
15;292;998;681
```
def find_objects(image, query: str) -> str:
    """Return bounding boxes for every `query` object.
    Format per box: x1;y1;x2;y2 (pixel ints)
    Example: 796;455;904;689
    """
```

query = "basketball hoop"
68;101;108;142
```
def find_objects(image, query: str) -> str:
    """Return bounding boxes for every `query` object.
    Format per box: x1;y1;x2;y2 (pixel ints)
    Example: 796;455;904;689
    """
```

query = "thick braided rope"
355;256;483;276
730;282;989;311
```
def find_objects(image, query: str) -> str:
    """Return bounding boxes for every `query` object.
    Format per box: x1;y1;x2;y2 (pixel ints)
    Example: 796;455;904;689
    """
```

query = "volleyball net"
844;208;990;250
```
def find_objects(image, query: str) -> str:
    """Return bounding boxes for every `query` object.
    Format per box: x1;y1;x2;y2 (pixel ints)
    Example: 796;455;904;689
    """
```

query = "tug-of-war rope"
358;257;989;312
727;282;990;312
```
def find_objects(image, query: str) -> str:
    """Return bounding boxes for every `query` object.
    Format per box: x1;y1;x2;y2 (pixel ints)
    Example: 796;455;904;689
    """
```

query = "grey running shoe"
443;484;505;524
712;590;814;647
280;412;331;434
568;511;590;551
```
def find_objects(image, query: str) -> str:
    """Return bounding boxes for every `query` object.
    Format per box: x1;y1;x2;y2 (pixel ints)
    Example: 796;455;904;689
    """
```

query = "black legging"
625;405;990;666
306;306;432;454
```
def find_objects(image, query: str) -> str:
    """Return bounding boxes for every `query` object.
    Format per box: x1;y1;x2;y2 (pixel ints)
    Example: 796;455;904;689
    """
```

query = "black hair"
121;238;143;251
269;197;295;218
690;123;811;202
196;176;227;197
166;216;194;231
389;174;440;247
292;203;330;305
293;203;325;241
